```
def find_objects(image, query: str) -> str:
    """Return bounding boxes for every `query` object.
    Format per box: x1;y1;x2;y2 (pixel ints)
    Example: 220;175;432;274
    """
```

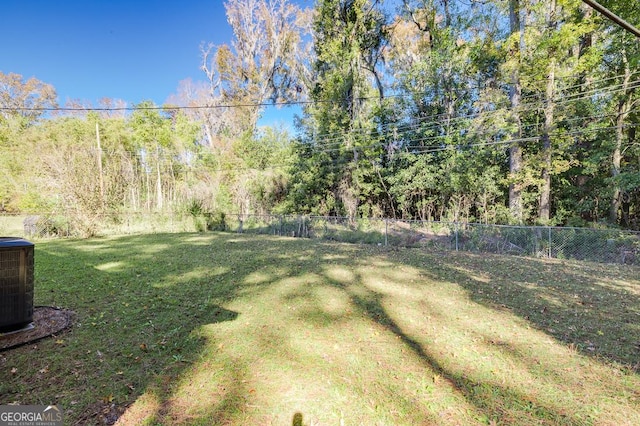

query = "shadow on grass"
413;251;640;367
284;246;640;423
3;233;638;424
1;233;246;425
346;286;582;425
292;412;304;426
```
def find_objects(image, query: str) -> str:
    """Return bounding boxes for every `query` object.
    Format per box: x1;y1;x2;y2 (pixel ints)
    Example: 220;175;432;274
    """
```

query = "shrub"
204;211;227;231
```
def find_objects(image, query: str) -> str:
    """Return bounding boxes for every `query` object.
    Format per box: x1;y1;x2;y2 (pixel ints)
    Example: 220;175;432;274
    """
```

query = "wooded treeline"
1;0;639;234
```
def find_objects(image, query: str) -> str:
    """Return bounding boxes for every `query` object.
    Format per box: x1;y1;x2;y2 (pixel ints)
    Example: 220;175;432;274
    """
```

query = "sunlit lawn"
1;233;639;425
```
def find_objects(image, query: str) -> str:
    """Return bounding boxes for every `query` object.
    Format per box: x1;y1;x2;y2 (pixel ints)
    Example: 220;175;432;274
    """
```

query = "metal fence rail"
1;213;638;266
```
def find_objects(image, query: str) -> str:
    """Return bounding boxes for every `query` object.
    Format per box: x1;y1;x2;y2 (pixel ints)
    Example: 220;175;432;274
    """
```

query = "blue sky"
1;0;300;128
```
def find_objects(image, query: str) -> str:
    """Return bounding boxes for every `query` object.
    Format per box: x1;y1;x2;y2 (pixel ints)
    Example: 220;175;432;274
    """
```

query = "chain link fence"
225;215;640;266
0;212;195;239
1;212;638;265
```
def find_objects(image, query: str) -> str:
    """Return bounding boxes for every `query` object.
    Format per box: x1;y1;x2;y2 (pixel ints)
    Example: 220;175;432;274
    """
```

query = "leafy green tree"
594;1;640;225
0;73;57;210
288;0;388;217
129;101;180;211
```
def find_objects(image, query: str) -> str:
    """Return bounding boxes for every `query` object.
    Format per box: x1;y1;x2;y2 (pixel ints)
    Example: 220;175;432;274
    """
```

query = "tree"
595;1;640;225
288;0;389;217
498;0;595;223
130;101;195;211
200;0;310;137
0;73;57;211
507;0;525;222
0;72;57;123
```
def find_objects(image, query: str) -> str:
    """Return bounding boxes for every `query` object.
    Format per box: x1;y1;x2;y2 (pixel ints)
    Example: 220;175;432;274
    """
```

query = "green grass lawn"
1;233;639;425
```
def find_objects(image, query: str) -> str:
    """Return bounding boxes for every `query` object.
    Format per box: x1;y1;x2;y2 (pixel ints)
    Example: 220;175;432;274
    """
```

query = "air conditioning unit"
0;238;34;333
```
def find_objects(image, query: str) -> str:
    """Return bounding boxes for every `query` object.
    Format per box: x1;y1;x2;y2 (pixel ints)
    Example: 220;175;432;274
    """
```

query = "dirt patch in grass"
75;401;128;426
0;307;75;351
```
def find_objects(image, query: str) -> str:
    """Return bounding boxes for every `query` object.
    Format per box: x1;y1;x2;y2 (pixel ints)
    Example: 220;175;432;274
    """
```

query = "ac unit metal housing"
0;238;34;333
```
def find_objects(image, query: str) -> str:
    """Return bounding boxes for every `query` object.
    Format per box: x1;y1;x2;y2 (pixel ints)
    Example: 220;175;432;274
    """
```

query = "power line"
0;92;412;113
305;83;640;150
2;68;636;117
4;71;638;161
30;92;634;159
64;112;640;170
301;71;640;146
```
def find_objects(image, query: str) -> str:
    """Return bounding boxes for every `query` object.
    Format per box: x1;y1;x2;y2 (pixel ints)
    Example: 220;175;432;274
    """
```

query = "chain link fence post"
384;219;388;247
455;222;459;251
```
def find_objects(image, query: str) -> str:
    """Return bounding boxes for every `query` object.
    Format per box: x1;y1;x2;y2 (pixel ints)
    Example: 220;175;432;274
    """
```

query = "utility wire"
64;114;640;172
303;73;640;146
4;71;638;159
29;97;637;159
306;84;640;150
0;92;412;113
1;69;636;116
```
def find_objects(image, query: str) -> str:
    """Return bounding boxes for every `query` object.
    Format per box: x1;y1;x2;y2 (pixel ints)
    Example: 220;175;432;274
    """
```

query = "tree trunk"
539;58;555;222
156;161;163;211
610;54;632;224
508;0;524;222
95;122;105;210
146;171;151;212
539;0;557;223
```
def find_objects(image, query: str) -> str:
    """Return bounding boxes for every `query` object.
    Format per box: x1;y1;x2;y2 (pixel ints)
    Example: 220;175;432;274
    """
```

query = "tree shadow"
288;246;640;423
2;233;244;425
5;233;638;424
344;286;583;425
415;251;640;367
292;411;304;426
